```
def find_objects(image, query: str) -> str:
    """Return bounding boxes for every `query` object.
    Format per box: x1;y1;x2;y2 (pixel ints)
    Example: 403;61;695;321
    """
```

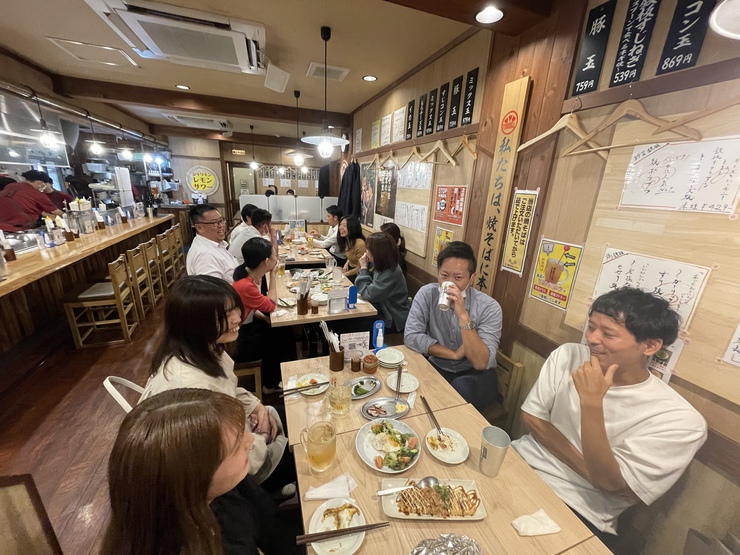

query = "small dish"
386;372;419;393
350;376;381;400
424;427;470;465
376;348;404;366
361;397;410;420
308;498;366;555
296;373;330;395
312;293;328;305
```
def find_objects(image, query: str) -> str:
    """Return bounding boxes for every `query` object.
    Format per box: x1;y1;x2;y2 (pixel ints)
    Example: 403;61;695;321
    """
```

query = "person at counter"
43;180;74;211
404;241;502;412
0;170;62;231
186;204;238;284
337;215;365;281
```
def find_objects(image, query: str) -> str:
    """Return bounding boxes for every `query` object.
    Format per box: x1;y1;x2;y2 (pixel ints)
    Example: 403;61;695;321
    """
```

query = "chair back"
494;350;525;432
108;255;133;304
103;376;144;413
0;475;62;554
143;237;159;269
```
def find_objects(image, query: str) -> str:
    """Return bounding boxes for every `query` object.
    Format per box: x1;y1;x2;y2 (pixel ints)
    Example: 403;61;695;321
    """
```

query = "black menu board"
609;0;662;88
656;0;716;75
406;100;415;140
572;0;616;96
461;68;479;126
425;88;437;135
436;83;450;132
416;94;426;138
448;75;463;129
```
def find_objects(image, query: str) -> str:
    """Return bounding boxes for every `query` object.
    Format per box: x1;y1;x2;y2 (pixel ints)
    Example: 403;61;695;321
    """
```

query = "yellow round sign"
185;166;220;195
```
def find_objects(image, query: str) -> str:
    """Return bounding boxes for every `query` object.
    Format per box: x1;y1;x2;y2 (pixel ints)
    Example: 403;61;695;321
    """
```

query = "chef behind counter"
0;170;63;232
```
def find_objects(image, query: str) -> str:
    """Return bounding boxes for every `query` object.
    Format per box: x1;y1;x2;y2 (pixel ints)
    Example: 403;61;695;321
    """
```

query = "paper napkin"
511;509;561;536
304;473;358;500
407;391;417;409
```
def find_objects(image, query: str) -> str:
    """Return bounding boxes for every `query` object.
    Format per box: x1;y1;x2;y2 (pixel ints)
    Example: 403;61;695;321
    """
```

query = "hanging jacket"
338;160;361;218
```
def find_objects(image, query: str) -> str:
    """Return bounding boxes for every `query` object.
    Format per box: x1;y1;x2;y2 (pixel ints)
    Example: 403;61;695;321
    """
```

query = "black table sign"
656;0;716;75
609;0;662;88
572;0;616;96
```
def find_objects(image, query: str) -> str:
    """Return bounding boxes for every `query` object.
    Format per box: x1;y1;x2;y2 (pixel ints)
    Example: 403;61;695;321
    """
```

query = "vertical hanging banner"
448;76;463;129
436;83;450;132
529;238;584;311
572;0;616;95
609;0;662;87
475;76;531;295
405;100;415;140
416;94;427;138
656;0;716;75
501;189;539;276
425;88;438;135
461;68;479;126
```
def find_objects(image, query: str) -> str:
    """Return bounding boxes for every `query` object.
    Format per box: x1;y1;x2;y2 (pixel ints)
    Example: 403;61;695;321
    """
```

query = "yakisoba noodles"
396;481;480;518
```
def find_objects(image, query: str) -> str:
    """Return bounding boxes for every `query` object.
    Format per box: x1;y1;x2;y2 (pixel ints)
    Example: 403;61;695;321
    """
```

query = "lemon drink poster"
529;238;583;311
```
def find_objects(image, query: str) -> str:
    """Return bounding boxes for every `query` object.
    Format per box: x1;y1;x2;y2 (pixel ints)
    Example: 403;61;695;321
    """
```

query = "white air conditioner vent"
306;62;350;82
163;114;232;131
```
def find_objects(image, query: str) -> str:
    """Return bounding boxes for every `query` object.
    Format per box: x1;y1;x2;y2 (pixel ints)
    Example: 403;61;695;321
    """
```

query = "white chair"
103;376;144;412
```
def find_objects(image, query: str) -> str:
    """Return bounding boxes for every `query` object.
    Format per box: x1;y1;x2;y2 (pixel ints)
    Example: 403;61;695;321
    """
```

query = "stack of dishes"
376;348;405;369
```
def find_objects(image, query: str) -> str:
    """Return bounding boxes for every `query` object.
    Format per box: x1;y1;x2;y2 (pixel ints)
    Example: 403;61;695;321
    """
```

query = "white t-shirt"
512;343;707;534
186;234;238;283
228;225;263;264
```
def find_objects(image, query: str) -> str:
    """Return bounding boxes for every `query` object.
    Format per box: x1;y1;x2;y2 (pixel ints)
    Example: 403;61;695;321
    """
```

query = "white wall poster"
392;106;406;143
395;202;428;233
355;128;362;154
380;113;392;146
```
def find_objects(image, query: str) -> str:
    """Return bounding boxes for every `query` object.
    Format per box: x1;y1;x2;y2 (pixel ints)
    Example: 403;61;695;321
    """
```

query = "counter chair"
156;230;177;291
126;245;156;321
142;238;164;305
171;223;186;277
63;255;138;349
482;350;525;433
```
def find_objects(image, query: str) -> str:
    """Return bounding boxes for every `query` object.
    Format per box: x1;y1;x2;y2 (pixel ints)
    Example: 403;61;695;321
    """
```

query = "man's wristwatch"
460;319;476;330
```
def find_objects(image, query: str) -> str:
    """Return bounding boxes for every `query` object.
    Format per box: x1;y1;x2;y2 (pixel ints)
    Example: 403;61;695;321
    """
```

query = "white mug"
479;426;511;477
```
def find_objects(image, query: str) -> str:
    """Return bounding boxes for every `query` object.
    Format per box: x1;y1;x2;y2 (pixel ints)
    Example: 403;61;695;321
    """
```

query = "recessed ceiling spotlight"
175;84;190;90
476;6;504;24
363;75;377;82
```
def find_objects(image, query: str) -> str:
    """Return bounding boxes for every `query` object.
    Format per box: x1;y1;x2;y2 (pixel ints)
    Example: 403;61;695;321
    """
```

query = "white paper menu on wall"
392;106;406;143
395;202;428;233
398;161;433;190
722;321;740;368
593;248;710;329
619;137;740;214
381;113;392;146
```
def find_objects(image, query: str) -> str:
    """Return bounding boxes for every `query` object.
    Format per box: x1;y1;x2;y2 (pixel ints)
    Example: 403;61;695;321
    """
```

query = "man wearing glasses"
186;204;238;283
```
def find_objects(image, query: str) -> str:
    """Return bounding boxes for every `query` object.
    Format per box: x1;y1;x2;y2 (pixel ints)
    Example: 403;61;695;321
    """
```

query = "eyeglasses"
197;218;227;227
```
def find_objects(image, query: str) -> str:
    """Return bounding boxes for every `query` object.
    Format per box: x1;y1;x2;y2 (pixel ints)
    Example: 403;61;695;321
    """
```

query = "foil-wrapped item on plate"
410;534;481;555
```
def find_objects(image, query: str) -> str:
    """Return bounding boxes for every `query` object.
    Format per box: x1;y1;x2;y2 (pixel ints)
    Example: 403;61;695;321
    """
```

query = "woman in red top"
232;237;296;393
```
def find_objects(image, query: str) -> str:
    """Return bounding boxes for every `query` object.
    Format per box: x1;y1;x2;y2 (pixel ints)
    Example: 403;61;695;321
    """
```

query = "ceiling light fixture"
33;97;59;151
175;84;190;90
249;125;261;170
143;153;153;163
363;75;377;82
285;90;313;166
86;116;105;156
8;149;20;158
154;156;164;165
710;0;740;40
119;148;133;161
476;6;504;24
301;26;349;159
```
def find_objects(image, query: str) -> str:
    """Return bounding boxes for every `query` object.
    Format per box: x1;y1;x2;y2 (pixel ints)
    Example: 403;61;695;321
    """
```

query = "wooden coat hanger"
379;149;400;168
517;113;608;160
421;140;458;166
650;93;740;136
461;134;477;160
398;146;424;169
562;99;702;157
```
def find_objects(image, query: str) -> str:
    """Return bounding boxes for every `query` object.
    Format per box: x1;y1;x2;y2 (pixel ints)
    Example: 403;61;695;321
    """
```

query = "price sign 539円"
186;166;220;195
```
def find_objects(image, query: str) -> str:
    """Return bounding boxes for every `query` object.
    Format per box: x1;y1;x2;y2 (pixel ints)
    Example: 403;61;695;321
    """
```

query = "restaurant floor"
0;304;295;554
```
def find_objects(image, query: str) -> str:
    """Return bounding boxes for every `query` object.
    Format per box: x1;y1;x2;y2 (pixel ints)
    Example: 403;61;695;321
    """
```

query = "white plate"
424;427;470;465
355;420;420;474
308;498;365;555
376;348;404;366
296;373;330;395
312;293;328;305
386;372;419;393
380;478;486;520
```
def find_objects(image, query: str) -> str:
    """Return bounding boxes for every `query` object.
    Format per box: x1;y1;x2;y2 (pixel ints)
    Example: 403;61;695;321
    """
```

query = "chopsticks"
319;320;340;353
421;395;444;435
279;381;329;397
296;522;390;545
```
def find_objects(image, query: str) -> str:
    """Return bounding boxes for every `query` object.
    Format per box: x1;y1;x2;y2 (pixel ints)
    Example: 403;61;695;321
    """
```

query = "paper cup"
479;426;510;477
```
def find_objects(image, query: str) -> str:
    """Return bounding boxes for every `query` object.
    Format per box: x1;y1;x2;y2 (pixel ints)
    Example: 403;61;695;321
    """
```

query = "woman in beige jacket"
337;215;366;281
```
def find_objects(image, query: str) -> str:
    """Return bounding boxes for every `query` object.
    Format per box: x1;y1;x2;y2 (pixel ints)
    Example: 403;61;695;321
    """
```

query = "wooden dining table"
292;402;597;555
559;537;614;554
278;244;329;267
280;345;466;446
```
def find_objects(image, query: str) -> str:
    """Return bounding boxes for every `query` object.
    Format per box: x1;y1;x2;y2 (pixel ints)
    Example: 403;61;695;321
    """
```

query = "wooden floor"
0;308;167;554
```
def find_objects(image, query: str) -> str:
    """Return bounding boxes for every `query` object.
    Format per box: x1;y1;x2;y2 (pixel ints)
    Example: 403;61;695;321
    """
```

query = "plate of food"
424;428;469;464
308;498;366;555
296;373;330;395
380;478;485;520
355;420;420;474
350;376;381;400
386;372;419;393
361;397;409;420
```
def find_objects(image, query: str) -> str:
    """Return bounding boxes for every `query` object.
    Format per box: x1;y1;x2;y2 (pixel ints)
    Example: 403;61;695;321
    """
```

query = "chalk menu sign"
425;88;438;135
609;0;662;88
406;100;415;140
416;94;426;138
572;0;616;96
461;68;479;126
656;0;716;75
448;75;463;129
436;82;450;132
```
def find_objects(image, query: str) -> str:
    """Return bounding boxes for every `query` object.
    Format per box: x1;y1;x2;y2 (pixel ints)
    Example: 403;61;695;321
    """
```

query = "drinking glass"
328;381;351;417
325;256;336;273
300;421;337;476
277;255;286;278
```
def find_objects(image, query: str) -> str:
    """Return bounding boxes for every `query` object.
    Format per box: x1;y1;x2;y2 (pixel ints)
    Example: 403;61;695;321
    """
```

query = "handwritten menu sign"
393;106;406;144
395;202;428;233
501;189;539;276
434;185;467;226
425;88;438;135
406;100;415;140
448;76;463;129
722;321;740;368
381;113;392;146
436;83;450;132
371;120;380;149
461;68;479;126
610;0;662;88
620;137;740;214
355;128;362;154
656;0;716;75
593;248;710;327
573;0;616;95
398;161;433;190
416;94;426;138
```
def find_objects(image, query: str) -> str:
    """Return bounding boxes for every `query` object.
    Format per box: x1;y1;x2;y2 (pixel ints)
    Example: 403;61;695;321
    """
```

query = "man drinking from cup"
404;241;502;411
512;287;707;550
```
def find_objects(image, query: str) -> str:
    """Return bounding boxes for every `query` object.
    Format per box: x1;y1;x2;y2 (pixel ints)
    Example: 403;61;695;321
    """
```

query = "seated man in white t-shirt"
186;204;238;283
512;287;706;550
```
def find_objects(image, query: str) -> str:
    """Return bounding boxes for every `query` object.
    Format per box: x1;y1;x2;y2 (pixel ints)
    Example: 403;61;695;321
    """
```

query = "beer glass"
300;421;337;476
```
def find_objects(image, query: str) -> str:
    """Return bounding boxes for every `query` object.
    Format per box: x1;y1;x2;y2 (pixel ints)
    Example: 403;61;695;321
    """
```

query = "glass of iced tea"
328;381;351;417
300;421;336;476
278;255;286;278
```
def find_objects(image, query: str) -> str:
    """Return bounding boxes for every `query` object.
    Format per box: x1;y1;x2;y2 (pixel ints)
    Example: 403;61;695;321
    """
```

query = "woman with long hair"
232;237;296;393
141;275;294;495
380;222;407;272
356;232;411;332
336;215;366;281
103;389;301;555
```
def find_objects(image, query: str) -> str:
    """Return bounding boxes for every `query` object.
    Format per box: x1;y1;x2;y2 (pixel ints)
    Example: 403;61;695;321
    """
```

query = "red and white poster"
433;185;467;226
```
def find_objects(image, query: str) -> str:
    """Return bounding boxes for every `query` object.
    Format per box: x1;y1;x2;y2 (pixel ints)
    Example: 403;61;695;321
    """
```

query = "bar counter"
0;215;174;354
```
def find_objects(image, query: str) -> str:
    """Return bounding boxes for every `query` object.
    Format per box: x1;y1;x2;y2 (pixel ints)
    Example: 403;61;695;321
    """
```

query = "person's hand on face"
359;252;369;270
572;355;619;406
444;282;468;318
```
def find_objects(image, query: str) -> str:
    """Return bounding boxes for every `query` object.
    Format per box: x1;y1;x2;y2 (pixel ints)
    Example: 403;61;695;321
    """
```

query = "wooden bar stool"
63;255;139;349
127;244;156;321
156;230;177;291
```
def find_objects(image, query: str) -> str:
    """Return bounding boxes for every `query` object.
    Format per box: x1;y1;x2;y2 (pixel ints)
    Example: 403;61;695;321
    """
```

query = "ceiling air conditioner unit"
85;0;266;74
163;114;232;132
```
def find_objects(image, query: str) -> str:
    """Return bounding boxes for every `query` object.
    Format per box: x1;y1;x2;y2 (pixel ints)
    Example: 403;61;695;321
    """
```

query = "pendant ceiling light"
86;116;105;156
33;97;59;151
285;90;313;167
710;0;740;40
301;26;349;159
249;125;261;170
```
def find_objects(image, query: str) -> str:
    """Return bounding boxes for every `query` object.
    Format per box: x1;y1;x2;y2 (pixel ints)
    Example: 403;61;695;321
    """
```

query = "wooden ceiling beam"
52;76;351;128
150;125;304;148
382;0;552;36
